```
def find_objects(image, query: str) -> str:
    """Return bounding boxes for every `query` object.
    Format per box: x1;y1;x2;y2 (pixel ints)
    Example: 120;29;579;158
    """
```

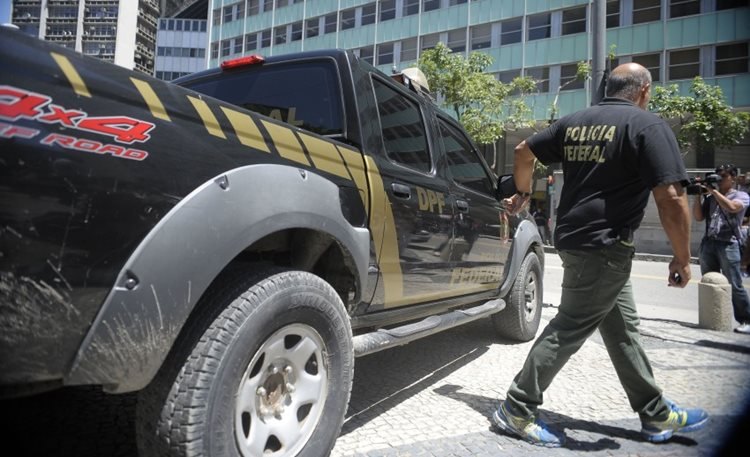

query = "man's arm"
504;140;536;214
653;182;692;288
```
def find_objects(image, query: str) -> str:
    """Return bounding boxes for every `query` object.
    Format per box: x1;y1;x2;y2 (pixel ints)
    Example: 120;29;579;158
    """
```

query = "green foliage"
649;77;750;152
418;43;535;145
549;61;590;121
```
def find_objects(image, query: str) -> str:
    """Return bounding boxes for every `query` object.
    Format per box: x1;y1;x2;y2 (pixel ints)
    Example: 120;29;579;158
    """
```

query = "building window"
223;5;233;23
373;79;430;173
607;1;620;28
233;36;243;54
449;0;468;5
716;42;749;76
306;18;319;38
632;53;661;81
670;0;700;18
377;42;394;65
526;67;550;92
237;2;245;18
245;33;258;51
448;29;466;53
423;0;440;12
276;0;288;7
359;46;374;65
528;13;551;41
211;42;219;59
717;0;746;10
633;0;661;24
380;0;396;22
201;21;207;32
274;26;287;45
157;46;165;56
291;22;302;41
221;39;231;57
340;9;355;30
263;0;274;13
362;3;376;25
497;69;521;84
668;48;700;80
261;29;272;48
159;20;167;30
560;63;585;91
212;8;221;26
324;14;337;34
248;0;260;16
501;17;522;45
401;37;418;62
562;7;586;35
403;0;420;16
471;24;491;50
421;33;439;52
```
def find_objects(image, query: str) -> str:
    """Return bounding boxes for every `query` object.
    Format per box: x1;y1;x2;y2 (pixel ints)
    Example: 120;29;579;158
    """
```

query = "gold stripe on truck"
187;96;227;139
298;133;349;179
338;145;369;214
365;156;403;306
130;78;171;121
221;107;271;152
50;52;91;98
260;120;311;166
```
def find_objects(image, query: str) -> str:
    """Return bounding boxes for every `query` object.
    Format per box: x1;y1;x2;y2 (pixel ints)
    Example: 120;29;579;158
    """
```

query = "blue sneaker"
641;399;708;443
492;401;565;447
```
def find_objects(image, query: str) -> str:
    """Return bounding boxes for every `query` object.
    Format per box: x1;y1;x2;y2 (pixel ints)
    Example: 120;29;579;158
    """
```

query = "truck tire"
136;268;353;457
492;252;543;342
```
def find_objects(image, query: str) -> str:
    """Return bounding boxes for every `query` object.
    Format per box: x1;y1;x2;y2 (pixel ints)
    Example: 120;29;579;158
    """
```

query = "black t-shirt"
527;97;688;250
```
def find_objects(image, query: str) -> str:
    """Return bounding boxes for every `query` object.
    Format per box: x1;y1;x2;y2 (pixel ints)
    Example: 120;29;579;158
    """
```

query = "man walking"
694;164;750;334
493;63;708;447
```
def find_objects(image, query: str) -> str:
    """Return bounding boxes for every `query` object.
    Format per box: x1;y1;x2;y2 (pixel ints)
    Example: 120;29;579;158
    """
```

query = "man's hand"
668;257;691;288
502;193;530;215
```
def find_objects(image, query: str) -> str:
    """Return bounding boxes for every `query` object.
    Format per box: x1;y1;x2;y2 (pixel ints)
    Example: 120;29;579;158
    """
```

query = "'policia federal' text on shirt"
526;97;688;250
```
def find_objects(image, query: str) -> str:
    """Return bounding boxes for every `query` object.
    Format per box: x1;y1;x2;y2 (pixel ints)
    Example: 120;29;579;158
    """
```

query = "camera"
686;173;721;195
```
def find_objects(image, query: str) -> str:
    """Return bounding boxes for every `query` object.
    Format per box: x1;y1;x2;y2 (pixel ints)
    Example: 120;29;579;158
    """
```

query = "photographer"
693;164;750;335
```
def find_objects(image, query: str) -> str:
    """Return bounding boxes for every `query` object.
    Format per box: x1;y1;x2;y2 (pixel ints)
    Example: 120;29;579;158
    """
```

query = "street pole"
591;0;606;105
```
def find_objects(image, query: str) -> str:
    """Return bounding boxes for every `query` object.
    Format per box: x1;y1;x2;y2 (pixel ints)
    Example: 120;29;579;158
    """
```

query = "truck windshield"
180;60;343;136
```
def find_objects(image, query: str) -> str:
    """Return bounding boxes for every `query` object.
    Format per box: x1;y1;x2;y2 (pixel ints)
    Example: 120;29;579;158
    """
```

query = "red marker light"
220;55;265;70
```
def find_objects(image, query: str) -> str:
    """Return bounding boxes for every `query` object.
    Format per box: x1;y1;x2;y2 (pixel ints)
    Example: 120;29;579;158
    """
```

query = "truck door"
369;77;454;308
437;117;508;294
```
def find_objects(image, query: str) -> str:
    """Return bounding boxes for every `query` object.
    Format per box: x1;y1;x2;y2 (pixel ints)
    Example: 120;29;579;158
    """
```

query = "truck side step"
352;299;505;357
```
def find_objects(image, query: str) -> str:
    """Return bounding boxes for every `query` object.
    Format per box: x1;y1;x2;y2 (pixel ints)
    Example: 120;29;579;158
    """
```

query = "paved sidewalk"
332;305;750;456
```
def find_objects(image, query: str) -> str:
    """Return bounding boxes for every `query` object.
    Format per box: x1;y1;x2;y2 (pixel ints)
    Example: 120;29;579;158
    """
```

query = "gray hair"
605;64;652;101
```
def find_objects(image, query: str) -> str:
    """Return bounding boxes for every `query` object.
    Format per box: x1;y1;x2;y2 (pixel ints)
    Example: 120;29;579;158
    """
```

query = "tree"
649;77;750;167
418;43;536;146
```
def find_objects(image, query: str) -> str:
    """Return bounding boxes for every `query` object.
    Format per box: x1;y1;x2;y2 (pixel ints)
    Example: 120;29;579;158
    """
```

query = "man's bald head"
605;63;652;106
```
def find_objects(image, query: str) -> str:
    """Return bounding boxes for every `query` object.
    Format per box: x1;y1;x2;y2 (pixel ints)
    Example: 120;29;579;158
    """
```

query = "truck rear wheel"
492;252;543;341
136;269;353;457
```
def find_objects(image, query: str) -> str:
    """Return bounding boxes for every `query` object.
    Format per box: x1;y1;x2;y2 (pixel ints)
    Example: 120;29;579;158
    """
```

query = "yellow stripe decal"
260;120;310;166
385;283;500;308
299;133;349;179
338;145;369;215
187;96;226;139
50;52;91;98
130;78;170;121
220;107;270;152
365;156;403;306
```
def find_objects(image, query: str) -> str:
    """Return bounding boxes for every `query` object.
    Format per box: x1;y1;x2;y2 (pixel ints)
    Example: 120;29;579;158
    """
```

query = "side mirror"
496;174;518;200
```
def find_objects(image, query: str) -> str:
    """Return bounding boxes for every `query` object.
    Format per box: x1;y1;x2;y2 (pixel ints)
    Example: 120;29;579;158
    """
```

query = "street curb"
542;244;700;264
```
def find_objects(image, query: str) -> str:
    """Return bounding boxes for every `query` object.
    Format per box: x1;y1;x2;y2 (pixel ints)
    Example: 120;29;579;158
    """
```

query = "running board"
352;299;505;357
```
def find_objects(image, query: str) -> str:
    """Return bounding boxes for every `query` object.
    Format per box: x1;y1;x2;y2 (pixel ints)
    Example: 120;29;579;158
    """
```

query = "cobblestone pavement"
331;305;750;457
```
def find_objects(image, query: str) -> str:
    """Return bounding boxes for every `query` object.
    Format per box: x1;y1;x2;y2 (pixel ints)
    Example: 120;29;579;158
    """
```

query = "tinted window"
373;79;430;173
181;61;343;136
440;120;494;195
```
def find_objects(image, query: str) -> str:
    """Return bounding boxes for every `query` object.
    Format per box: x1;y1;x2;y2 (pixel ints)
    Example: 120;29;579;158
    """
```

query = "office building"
155;0;208;80
11;0;159;75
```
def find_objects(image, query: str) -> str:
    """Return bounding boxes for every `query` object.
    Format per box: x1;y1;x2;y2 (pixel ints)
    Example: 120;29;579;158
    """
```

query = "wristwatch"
516;191;532;198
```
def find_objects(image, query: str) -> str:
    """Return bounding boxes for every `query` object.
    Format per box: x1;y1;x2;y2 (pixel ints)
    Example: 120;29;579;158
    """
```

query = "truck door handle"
391;183;411;199
456;200;469;212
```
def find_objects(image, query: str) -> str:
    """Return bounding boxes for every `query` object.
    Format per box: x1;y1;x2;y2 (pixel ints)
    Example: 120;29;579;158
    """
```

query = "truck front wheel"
492;252;543;342
136;269;353;457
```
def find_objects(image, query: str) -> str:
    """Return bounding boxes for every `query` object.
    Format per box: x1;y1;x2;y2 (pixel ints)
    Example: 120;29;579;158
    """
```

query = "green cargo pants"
505;242;671;422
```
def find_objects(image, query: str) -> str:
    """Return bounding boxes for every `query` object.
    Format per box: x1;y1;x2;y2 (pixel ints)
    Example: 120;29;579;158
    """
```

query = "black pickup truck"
0;27;544;457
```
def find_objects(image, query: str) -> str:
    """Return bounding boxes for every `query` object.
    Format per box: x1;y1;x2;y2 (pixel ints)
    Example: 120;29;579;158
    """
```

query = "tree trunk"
696;137;715;169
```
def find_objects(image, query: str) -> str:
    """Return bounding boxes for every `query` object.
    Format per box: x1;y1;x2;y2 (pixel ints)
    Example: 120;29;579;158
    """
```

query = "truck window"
180;60;343;136
439;119;495;196
372;78;430;173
